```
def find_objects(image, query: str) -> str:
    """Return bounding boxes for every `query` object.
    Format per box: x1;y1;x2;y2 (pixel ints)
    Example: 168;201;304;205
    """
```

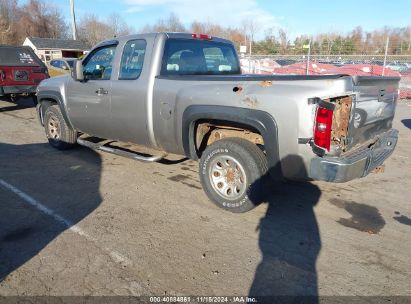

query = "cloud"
123;0;280;30
125;7;144;13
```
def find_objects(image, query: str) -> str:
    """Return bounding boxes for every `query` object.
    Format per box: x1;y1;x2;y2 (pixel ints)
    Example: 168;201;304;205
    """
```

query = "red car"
0;45;49;103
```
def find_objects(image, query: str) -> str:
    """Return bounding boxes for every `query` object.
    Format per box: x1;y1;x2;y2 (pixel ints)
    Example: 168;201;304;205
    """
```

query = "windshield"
0;47;41;67
161;39;241;75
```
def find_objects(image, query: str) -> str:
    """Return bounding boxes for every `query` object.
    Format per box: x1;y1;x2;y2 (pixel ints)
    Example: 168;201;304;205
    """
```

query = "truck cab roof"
94;32;234;49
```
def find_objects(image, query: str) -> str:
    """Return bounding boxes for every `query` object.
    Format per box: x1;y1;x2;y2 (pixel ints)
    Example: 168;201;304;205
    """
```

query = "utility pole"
70;0;77;40
249;35;254;73
249;34;252;57
382;36;389;76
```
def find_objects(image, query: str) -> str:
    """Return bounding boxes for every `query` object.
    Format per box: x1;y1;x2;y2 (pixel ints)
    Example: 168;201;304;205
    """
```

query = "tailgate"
0;66;47;86
347;76;400;150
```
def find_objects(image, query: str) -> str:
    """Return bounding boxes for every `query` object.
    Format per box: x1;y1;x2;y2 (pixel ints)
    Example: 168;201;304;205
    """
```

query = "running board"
77;138;167;162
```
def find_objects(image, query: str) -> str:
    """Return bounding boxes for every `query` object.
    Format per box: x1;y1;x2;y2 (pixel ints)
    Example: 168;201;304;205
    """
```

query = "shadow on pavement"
0;142;102;282
0;97;36;113
401;119;411;130
0;142;322;299
249;155;322;302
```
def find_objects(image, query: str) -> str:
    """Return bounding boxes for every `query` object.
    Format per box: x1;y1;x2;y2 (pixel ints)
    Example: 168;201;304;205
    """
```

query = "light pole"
305;39;311;75
382;36;389;76
70;0;77;40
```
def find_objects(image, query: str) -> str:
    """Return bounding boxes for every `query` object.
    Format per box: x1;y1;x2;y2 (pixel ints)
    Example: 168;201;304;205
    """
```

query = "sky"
55;0;411;39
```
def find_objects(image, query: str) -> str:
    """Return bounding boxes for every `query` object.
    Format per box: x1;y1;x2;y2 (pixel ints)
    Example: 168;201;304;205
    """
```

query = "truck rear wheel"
44;105;77;150
199;138;268;213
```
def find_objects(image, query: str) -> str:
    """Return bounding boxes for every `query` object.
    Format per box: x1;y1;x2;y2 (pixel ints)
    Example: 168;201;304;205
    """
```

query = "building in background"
23;37;87;62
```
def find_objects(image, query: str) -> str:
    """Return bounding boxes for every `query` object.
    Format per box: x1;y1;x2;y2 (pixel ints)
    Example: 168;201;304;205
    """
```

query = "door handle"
95;88;108;96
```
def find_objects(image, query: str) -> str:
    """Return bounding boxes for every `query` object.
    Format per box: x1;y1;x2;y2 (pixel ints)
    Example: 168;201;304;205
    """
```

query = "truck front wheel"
44;105;77;150
199;138;268;213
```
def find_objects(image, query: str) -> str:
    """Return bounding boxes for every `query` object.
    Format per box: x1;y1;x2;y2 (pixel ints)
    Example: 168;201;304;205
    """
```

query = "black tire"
32;95;38;106
2;94;12;102
44;105;77;150
199;138;268;213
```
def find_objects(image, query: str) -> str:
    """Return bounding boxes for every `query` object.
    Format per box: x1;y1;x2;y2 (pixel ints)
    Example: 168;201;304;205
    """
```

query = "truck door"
66;43;117;139
109;39;150;146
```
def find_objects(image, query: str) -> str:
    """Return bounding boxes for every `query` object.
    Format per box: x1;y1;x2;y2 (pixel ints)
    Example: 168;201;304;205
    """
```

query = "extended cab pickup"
36;32;400;213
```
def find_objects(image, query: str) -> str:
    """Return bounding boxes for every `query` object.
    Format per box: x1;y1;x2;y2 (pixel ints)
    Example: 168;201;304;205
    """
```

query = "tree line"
0;0;132;47
0;0;67;44
1;0;410;55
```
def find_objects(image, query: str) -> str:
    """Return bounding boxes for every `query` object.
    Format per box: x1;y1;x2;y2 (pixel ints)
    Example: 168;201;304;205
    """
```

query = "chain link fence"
239;40;411;100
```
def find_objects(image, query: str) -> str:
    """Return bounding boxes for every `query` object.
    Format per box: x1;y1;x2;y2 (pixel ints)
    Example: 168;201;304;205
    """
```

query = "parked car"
371;60;384;66
386;62;408;71
47;58;77;77
275;59;297;66
0;45;48;103
49;58;76;71
36;33;400;213
399;67;411;74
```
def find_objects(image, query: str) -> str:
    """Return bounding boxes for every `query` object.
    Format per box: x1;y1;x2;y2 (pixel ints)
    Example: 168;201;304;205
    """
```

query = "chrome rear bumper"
309;129;398;183
1;85;37;95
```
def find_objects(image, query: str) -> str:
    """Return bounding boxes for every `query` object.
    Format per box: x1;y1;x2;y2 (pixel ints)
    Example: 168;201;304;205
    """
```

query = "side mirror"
72;60;84;81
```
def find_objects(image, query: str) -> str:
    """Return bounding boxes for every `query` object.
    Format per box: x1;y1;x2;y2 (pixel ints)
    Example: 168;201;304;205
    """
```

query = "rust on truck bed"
195;121;264;154
330;95;353;151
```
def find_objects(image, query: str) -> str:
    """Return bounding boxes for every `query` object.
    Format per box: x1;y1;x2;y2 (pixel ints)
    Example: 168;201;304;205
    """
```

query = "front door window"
83;45;116;80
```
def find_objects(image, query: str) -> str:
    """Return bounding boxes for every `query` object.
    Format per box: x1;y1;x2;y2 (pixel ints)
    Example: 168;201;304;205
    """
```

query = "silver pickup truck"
36;32;400;213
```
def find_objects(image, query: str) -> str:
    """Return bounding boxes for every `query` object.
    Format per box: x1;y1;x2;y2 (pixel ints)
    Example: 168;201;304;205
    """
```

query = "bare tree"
1;0;68;45
277;28;289;54
78;14;111;47
78;13;135;47
16;0;68;43
241;19;260;55
141;13;186;33
47;5;69;39
107;13;133;37
0;0;18;44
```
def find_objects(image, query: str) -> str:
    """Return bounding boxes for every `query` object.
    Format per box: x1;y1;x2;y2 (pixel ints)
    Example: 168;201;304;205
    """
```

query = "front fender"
37;90;74;129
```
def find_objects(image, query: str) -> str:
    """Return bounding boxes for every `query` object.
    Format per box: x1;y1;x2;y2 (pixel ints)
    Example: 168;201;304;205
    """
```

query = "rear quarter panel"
153;76;354;179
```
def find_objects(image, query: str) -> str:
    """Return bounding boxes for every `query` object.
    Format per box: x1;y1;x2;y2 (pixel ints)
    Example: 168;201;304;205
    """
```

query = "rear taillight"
314;106;333;151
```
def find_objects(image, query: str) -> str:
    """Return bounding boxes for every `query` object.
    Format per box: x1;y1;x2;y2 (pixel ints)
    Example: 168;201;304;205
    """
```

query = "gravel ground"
0;97;410;298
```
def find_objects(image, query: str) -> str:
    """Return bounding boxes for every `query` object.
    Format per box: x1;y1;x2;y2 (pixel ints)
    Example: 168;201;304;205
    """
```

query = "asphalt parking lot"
0;97;410;297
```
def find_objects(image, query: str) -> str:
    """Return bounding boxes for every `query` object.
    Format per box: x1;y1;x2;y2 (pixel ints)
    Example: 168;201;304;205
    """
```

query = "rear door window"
161;39;240;75
119;39;146;80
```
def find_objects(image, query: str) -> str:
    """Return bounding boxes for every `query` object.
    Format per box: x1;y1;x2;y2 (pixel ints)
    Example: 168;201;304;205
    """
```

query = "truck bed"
156;74;350;81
